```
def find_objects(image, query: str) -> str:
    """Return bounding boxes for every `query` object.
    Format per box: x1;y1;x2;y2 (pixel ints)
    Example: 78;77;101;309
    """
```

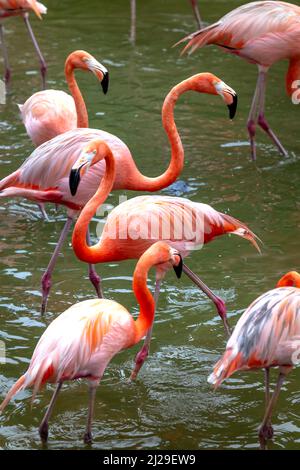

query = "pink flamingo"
0;241;183;444
0;0;47;88
0;72;237;314
129;0;203;44
69;139;259;380
178;1;300;160
208;271;300;448
19;50;109;147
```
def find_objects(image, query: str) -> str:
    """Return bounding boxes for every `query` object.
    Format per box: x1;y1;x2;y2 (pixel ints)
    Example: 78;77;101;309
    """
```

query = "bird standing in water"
0;0;47;88
179;1;300;160
0;242;183;444
208;271;300;448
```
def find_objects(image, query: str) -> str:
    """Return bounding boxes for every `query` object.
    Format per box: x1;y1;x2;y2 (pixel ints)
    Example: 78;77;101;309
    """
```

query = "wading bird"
69;139;259;380
0;72;237;314
19;50;109;147
208;271;300;448
0;0;47;88
0;241;183;444
178;1;300;160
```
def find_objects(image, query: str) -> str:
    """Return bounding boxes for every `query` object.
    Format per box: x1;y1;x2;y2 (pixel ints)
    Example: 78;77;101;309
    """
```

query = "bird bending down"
0;0;47;88
0;241;183;444
19;50;109;147
0;72;237;313
178;1;300;160
208;271;300;448
69;139;260;380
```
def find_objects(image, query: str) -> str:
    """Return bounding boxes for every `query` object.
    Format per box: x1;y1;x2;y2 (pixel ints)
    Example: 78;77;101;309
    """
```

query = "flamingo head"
276;271;300;288
144;243;183;279
69;139;108;196
65;50;109;94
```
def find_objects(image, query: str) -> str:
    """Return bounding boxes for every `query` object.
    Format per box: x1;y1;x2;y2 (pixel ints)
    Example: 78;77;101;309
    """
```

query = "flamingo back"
208;287;300;387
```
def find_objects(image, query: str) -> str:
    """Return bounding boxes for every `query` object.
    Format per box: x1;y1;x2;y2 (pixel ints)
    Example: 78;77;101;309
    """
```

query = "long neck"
132;261;155;343
286;57;300;97
126;80;193;192
72;148;116;264
65;63;89;127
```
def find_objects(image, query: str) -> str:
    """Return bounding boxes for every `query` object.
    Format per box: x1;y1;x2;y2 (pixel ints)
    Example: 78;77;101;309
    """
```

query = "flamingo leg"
22;12;47;89
38;203;49;221
39;382;62;443
256;71;288;157
83;382;97;444
247;69;264;161
86;228;103;298
0;23;11;87
41;217;73;314
189;0;203;29
182;263;230;337
130;278;162;381
259;371;286;448
130;0;136;44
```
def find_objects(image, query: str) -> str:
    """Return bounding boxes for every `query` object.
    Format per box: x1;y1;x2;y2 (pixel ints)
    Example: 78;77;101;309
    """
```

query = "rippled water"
0;0;300;450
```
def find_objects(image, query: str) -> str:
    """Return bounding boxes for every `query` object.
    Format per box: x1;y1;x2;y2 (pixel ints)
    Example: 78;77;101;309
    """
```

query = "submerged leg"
0;24;11;86
39;382;62;443
247;69;265;161
22;12;47;89
130;0;136;44
38;203;49;221
257;71;288;157
262;367;274;440
86;228;103;298
182;263;230;337
83;382;98;444
189;0;203;29
41;217;73;314
259;370;288;448
130;279;162;381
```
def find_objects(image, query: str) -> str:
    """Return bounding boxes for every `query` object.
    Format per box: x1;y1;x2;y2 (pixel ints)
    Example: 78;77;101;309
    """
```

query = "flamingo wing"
209;287;300;386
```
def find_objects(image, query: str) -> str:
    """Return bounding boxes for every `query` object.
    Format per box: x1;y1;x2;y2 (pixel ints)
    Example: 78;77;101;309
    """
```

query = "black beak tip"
101;72;109;95
69;169;80;196
227;94;238;120
173;254;183;279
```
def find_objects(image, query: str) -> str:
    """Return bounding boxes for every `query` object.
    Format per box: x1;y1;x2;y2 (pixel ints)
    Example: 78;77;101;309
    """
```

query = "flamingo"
208;271;300;448
69;139;260;381
0;241;183;444
19;50;109;147
0;72;237;314
178;1;300;160
129;0;203;44
0;0;47;88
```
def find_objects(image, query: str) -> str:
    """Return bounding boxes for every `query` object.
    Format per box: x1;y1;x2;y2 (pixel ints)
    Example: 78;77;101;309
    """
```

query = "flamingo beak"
215;81;238;119
30;0;42;19
69;152;95;196
86;58;109;94
172;253;183;279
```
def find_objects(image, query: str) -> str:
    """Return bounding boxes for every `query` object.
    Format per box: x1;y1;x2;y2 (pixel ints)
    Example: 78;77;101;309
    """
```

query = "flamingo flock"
0;0;299;450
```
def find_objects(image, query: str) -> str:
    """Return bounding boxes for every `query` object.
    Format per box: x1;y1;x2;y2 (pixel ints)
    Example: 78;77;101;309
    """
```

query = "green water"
0;0;300;450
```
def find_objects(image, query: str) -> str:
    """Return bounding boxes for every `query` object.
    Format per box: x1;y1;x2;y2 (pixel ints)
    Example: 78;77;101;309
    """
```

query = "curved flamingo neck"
286;57;300;97
132;259;155;343
72;144;116;264
277;271;300;288
126;78;198;192
65;62;89;128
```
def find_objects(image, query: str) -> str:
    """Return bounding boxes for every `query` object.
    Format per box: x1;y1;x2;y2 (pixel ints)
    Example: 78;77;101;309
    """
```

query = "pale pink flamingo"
0;72;237;314
208;271;300;448
19;50;109;147
69;139;259;380
129;0;203;44
0;241;183;444
178;1;300;160
0;0;47;88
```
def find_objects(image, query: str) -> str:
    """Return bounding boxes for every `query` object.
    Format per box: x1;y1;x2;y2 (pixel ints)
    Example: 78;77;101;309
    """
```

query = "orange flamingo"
0;0;47;88
178;1;300;160
0;72;237;313
19;50;109;147
69;139;259;380
0;241;183;444
208;271;300;448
